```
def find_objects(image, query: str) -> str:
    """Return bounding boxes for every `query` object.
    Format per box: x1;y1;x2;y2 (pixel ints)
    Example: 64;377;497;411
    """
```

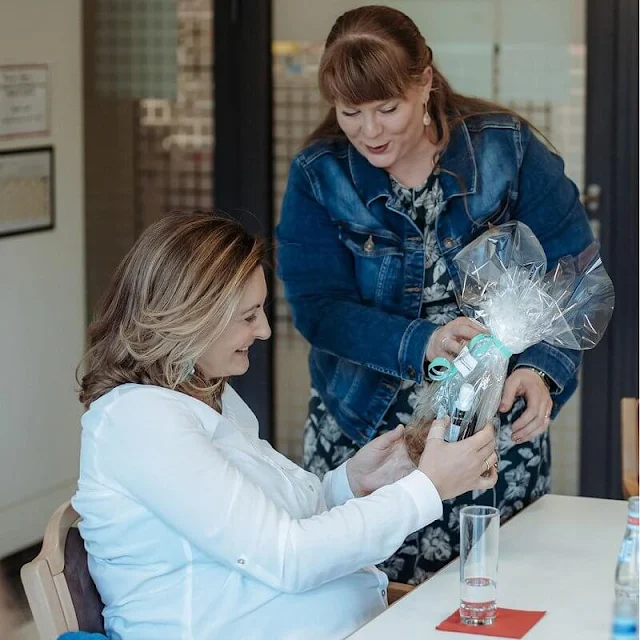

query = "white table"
349;495;627;639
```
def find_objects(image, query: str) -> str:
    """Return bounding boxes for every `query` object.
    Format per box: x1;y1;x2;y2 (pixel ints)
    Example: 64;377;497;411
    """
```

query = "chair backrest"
21;501;106;640
621;397;640;499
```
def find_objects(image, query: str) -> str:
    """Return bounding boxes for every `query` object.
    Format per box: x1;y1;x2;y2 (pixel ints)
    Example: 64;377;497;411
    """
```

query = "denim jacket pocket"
337;225;404;305
337;224;404;258
474;187;513;229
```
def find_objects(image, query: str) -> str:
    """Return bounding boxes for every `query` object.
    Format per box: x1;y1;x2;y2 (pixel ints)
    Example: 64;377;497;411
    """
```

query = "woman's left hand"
499;368;553;443
346;425;416;497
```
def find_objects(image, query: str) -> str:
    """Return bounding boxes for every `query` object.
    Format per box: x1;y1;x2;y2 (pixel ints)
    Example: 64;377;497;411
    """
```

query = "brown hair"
307;5;528;154
77;211;267;409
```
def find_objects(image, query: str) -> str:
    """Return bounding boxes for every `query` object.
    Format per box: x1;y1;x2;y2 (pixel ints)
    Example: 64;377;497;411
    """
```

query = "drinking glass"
459;505;500;625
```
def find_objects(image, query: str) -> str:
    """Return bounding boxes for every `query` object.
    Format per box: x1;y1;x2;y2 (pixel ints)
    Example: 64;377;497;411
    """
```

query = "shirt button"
443;237;455;249
237;558;246;566
382;589;387;597
407;366;416;379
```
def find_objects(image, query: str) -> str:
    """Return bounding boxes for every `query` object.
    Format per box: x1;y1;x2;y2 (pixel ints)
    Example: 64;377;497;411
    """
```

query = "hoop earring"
423;103;431;127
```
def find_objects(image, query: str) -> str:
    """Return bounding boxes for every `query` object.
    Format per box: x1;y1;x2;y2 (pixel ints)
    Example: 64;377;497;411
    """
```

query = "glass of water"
459;505;500;625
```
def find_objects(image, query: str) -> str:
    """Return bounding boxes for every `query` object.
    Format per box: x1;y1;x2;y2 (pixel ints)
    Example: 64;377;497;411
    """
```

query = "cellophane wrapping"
404;221;615;464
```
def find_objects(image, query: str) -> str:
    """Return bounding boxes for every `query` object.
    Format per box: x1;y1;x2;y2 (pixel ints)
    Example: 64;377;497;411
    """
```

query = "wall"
0;0;84;557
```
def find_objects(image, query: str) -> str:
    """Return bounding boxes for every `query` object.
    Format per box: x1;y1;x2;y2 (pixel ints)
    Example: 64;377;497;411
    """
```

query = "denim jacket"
276;114;594;446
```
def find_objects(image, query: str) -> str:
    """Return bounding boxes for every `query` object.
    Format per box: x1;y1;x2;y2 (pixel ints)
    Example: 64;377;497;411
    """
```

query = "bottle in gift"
448;383;475;442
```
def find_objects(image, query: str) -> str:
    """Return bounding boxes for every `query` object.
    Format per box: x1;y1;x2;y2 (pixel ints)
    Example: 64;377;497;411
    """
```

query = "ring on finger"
440;335;450;348
484;459;491;474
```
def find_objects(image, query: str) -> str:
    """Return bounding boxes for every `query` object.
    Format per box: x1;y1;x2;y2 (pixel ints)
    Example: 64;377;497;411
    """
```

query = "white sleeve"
105;391;443;594
322;461;355;508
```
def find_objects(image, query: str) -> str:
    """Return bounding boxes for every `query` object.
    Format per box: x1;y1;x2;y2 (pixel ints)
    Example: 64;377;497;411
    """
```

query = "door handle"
581;184;602;241
581;183;602;213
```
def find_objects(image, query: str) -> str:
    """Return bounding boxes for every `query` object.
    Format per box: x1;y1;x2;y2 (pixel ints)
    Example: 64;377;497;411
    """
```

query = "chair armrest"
387;581;414;605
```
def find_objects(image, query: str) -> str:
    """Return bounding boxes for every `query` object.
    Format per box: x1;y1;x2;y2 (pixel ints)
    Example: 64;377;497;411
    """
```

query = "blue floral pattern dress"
302;173;551;584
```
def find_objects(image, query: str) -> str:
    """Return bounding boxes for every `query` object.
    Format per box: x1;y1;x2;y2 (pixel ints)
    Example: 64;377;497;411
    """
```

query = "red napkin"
436;608;546;638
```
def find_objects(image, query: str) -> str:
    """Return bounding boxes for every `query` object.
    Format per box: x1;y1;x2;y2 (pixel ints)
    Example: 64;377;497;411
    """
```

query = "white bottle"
447;383;475;442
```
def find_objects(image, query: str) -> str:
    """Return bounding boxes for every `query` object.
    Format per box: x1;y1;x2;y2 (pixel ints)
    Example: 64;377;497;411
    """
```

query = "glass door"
84;0;215;315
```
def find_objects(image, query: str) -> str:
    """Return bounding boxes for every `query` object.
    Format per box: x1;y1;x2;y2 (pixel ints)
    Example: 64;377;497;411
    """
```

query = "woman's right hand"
425;317;489;362
417;420;498;500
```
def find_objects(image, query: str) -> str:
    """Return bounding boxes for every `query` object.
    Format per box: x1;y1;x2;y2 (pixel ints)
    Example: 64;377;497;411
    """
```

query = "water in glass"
460;576;497;624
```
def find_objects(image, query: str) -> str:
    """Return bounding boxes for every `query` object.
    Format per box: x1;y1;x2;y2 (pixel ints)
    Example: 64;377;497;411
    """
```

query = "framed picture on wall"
0;146;54;238
0;65;50;139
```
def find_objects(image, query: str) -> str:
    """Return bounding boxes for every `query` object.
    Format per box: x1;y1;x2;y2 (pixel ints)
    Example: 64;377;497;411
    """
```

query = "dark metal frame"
581;0;639;498
0;145;55;239
214;0;274;440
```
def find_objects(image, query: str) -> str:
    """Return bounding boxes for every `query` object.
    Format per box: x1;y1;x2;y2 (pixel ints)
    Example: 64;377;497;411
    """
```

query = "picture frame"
0;64;50;139
0;146;54;238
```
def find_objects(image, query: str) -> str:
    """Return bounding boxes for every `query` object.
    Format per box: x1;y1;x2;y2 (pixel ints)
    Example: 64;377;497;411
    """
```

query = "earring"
183;360;195;380
423;103;431;127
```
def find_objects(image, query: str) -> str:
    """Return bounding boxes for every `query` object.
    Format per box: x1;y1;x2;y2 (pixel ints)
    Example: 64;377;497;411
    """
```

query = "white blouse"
72;383;443;639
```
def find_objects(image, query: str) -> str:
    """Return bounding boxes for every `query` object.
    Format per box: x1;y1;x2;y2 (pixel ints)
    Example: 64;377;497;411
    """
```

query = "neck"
387;128;439;188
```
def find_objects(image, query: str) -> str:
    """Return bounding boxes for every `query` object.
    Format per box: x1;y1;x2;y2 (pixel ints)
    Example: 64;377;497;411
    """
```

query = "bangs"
319;37;417;105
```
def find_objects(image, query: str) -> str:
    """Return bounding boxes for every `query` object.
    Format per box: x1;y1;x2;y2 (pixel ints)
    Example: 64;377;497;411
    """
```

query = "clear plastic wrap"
405;221;615;462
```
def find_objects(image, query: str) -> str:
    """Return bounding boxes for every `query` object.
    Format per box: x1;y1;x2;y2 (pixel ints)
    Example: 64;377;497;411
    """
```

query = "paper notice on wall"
0;66;49;138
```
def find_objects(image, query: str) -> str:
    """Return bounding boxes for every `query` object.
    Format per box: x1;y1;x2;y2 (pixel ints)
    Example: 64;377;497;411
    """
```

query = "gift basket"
404;221;615;463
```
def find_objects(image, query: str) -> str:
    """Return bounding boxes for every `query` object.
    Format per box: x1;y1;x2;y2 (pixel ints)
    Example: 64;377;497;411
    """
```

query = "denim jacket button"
443;237;455;249
407;366;416;379
364;235;375;252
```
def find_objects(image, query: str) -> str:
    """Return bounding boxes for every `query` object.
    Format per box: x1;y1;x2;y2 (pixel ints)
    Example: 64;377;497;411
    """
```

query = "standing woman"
277;5;594;584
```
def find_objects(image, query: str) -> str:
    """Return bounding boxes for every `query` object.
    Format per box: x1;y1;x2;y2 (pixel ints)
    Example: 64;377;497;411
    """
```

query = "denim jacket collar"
347;120;478;208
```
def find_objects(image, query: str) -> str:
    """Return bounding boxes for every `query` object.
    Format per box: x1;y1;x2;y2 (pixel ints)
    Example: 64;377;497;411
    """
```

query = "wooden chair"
21;501;413;639
387;581;414;604
621;397;640;499
20;502;105;640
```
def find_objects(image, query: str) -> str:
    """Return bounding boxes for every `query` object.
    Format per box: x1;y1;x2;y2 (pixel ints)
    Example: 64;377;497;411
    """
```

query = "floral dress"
302;173;551;585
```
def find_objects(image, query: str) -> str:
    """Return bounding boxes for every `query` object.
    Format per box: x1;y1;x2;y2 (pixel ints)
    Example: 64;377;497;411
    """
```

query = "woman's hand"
418;419;498;500
425;317;489;362
346;425;416;497
499;368;553;443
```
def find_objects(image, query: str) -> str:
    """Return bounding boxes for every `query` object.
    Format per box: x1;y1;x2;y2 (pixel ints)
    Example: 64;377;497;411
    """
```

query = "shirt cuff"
323;460;355;508
393;470;443;529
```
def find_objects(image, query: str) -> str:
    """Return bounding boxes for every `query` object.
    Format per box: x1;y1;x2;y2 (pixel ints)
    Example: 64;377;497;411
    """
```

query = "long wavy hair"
307;5;533;156
77;211;267;410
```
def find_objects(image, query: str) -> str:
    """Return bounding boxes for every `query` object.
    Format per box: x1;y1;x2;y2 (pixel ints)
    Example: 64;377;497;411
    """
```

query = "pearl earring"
423;103;431;127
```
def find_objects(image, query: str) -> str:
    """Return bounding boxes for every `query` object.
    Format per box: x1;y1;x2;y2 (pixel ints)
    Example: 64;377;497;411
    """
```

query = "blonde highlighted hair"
78;211;267;409
308;5;532;153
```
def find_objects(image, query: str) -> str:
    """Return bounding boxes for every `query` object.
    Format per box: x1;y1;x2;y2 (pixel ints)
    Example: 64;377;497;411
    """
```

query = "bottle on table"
611;496;639;640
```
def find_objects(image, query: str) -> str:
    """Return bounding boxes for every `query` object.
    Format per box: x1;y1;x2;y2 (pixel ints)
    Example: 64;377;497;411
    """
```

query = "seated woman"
72;211;497;639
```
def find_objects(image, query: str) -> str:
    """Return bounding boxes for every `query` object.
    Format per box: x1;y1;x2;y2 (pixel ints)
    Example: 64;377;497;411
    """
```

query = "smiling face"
197;266;271;379
335;73;432;177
